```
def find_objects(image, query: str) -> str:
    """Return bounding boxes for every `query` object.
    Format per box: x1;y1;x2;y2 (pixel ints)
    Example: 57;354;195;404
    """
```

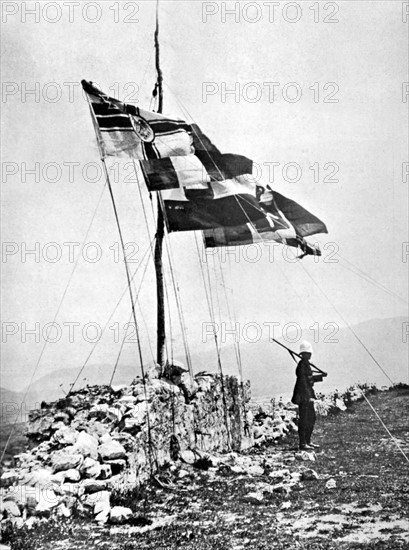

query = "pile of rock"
0;371;252;528
251;401;298;444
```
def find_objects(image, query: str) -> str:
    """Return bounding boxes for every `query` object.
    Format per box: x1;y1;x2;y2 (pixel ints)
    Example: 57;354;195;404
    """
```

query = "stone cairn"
1;368;278;527
0;366;306;528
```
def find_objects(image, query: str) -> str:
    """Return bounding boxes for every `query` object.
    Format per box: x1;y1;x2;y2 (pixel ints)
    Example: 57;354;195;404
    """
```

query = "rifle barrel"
271;338;327;376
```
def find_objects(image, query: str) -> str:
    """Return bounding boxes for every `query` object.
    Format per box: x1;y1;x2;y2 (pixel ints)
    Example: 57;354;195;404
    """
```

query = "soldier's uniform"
291;342;323;450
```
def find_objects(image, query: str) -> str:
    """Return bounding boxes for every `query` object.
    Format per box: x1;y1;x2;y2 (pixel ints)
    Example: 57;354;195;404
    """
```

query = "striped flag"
82;80;193;159
162;174;267;231
140;153;252;191
82;80;253;188
82;80;326;255
202;185;327;255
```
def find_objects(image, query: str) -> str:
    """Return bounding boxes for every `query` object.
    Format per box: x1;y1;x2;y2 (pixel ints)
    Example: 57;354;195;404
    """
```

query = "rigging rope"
109;307;134;387
226;256;244;378
109;244;154;386
85;94;148;387
164;234;194;379
338;259;407;305
131;160;163;364
0;181;107;462
69;237;154;392
360;391;409;463
225;255;252;434
194;233;231;447
215;253;240;372
100;160;155;473
312;237;407;305
297;261;394;386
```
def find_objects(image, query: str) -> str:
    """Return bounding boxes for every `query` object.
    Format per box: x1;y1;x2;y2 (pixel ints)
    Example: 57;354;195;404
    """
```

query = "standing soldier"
291;341;324;450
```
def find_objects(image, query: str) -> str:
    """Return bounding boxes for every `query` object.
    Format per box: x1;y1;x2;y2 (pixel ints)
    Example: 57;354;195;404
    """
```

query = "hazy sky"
1;0;408;391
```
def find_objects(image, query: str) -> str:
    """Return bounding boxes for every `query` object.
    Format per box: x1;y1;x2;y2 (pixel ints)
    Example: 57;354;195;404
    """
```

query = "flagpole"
154;0;166;368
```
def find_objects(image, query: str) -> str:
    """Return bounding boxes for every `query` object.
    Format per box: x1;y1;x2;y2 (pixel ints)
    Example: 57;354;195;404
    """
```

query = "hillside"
3;385;409;549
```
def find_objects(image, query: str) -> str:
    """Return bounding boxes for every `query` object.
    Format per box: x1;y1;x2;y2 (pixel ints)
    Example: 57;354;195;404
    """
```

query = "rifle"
271;338;328;377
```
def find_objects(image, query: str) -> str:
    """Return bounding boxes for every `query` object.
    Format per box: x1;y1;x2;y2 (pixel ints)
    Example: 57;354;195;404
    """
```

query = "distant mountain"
2;316;408;406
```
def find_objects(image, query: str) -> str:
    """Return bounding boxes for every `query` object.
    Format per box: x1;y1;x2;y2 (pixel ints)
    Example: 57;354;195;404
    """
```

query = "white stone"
81;457;101;479
74;432;99;460
92;490;110;510
24;516;39;529
180;450;196;464
51;450;83;473
244;491;264;504
2;499;21;517
53;427;79;446
100;433;112;444
326;478;337;489
98;440;126;461
247;465;264;476
119;395;137;405
63;469;81;482
56;503;72;517
290;472;302;483
128;405;147;424
94;495;111;520
106;407;123;423
23;468;53;487
111;384;127;393
110;505;133;524
35;488;60;513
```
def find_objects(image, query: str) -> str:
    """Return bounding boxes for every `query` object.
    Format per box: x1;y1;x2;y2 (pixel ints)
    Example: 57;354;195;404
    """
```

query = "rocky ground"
2;385;409;550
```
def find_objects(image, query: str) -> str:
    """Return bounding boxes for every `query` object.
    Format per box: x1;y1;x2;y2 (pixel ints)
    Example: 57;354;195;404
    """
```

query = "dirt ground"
3;386;409;550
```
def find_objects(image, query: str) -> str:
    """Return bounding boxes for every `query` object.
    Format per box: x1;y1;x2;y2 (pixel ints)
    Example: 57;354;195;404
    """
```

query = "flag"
82;80;326;256
140;153;253;191
162;174;267;231
82;80;193;159
82;80;253;189
272;191;327;237
201;184;327;256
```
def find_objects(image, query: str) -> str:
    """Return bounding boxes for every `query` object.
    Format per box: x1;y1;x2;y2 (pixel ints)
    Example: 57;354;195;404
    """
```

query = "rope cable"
0;181;107;462
313;237;407;305
109;307;134;387
360;390;409;463
298;261;394;385
70;237;154;392
109;243;155;386
194;233;231;446
164;234;193;379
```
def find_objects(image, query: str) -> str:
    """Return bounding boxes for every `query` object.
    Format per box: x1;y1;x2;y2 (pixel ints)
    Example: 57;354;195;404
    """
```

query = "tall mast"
154;0;166;368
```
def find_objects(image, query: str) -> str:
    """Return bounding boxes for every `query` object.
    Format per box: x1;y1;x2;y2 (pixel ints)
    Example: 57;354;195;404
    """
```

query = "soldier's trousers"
298;401;316;448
